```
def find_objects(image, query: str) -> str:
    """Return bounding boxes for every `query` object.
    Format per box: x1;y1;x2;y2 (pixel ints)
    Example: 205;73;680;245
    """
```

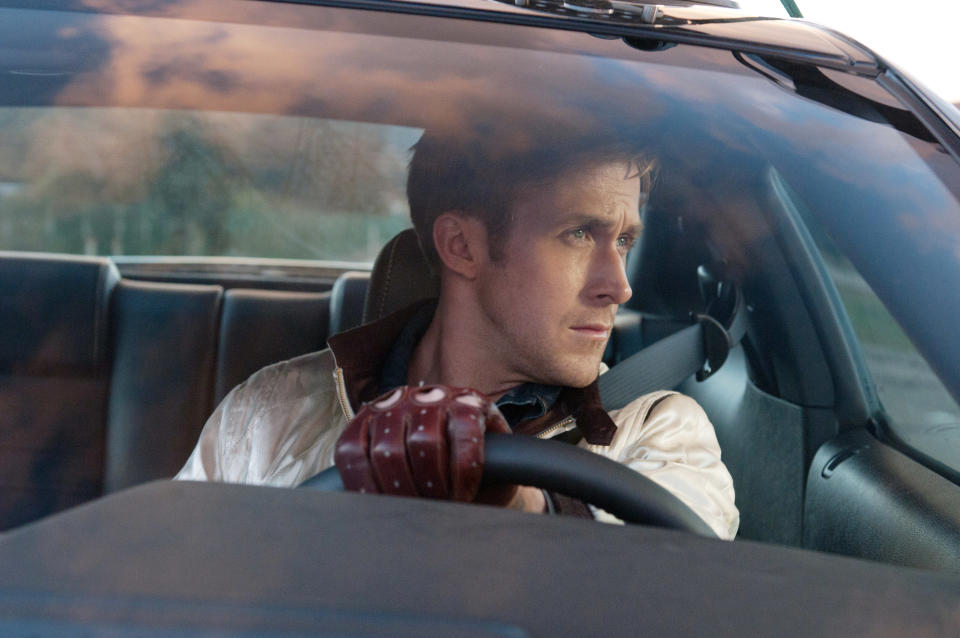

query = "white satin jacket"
175;343;740;540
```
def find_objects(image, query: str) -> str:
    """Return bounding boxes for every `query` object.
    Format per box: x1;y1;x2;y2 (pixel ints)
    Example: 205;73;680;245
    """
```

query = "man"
175;131;739;539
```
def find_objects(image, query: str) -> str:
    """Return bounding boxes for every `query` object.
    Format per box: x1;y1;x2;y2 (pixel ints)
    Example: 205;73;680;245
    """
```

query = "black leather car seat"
104;279;224;492
363;229;438;323
2;252;379;529
329;271;370;336
0;253;118;528
214;288;332;405
108;269;370;493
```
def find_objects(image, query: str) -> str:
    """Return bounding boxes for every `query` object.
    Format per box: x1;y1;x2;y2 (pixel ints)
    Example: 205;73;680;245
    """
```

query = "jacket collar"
511;381;617;445
326;300;617;446
327;300;429;415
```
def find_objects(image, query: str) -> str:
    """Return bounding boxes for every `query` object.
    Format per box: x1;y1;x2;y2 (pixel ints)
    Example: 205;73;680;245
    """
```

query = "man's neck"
406;293;526;401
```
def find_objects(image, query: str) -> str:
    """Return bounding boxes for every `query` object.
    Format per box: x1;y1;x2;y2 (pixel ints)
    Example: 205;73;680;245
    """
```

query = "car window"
4;0;960;423
820;231;960;468
0;108;418;262
777;171;960;471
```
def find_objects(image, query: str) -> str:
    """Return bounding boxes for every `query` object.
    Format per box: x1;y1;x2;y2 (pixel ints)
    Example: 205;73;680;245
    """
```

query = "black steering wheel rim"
300;432;716;537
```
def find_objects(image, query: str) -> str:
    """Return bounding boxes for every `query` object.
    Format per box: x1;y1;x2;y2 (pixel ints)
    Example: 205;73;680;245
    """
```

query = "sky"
735;0;960;105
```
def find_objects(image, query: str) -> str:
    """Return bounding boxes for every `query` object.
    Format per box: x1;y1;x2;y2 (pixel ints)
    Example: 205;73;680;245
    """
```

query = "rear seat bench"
0;253;369;530
0;250;671;531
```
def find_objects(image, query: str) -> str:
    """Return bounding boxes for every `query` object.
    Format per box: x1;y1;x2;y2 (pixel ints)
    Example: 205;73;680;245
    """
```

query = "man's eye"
567;227;588;240
617;235;635;249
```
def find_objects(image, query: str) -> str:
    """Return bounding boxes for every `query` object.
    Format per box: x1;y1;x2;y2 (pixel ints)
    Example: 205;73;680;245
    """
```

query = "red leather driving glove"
334;385;510;502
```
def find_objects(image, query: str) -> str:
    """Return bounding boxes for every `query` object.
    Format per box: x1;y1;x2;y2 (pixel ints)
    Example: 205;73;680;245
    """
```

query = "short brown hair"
407;130;656;268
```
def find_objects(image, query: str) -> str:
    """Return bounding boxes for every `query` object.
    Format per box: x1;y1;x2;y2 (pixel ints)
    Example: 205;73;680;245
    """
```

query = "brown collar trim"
327;299;434;414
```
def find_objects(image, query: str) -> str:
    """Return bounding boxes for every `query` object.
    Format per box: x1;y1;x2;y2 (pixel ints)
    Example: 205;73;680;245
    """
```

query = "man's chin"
547;362;604;389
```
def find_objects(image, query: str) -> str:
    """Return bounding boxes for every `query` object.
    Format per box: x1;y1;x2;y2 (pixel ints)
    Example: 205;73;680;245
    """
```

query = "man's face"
474;161;642;388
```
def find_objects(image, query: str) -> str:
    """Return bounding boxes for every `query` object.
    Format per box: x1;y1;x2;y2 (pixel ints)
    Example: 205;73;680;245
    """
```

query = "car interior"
4;150;960;576
2;1;960;603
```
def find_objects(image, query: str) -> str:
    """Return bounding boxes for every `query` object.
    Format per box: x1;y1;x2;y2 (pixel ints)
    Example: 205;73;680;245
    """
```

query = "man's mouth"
569;324;612;339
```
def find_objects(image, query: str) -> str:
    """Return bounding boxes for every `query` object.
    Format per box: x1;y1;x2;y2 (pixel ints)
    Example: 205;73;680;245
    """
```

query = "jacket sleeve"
581;391;740;540
173;351;346;486
174;377;253;483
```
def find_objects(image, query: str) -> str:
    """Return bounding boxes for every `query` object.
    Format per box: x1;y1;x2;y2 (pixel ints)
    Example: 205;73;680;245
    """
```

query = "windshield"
3;0;960;538
3;3;950;257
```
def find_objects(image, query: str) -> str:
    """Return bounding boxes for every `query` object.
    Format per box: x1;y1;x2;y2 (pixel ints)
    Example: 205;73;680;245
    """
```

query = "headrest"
329;271;371;335
362;229;439;324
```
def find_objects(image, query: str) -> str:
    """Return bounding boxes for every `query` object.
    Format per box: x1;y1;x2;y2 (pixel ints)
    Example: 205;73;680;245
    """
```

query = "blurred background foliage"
0;108;417;262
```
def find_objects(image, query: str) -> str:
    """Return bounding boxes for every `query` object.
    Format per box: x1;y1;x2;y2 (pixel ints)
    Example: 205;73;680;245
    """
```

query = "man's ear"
432;212;489;280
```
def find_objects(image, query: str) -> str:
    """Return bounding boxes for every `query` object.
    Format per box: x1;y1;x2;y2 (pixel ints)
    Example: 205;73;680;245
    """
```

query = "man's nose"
590;246;632;306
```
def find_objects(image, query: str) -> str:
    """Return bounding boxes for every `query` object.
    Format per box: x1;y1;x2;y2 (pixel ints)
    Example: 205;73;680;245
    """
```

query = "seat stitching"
378;237;401;320
92;264;106;367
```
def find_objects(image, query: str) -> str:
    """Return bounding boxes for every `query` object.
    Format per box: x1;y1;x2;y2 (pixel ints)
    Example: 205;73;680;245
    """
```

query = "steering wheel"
300;432;716;537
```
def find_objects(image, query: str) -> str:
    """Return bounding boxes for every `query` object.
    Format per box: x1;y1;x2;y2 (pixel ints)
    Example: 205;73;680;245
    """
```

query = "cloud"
11;0;957;257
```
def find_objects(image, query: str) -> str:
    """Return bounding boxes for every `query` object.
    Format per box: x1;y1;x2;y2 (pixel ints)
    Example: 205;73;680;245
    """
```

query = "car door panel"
805;428;960;573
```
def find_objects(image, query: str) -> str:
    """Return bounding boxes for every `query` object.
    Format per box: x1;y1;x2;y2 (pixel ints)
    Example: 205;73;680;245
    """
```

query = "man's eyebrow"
622;222;644;236
559;214;643;235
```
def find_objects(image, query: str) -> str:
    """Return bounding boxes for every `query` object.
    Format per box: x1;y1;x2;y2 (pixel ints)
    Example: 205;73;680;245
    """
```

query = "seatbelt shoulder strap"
598;288;747;411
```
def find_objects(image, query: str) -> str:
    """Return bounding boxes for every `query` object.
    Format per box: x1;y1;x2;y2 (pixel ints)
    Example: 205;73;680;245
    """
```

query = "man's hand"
506;486;547;513
334;385;514;504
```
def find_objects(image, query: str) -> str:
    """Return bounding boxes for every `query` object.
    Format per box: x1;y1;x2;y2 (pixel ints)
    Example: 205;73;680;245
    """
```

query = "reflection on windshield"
0;2;958;270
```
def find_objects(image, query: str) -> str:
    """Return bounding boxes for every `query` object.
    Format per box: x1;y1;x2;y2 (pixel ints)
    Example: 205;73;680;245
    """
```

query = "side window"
0;108;419;262
782;176;960;471
822;247;960;468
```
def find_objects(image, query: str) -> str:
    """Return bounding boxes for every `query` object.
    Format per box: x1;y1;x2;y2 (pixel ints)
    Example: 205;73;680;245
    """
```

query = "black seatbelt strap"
598;286;748;411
